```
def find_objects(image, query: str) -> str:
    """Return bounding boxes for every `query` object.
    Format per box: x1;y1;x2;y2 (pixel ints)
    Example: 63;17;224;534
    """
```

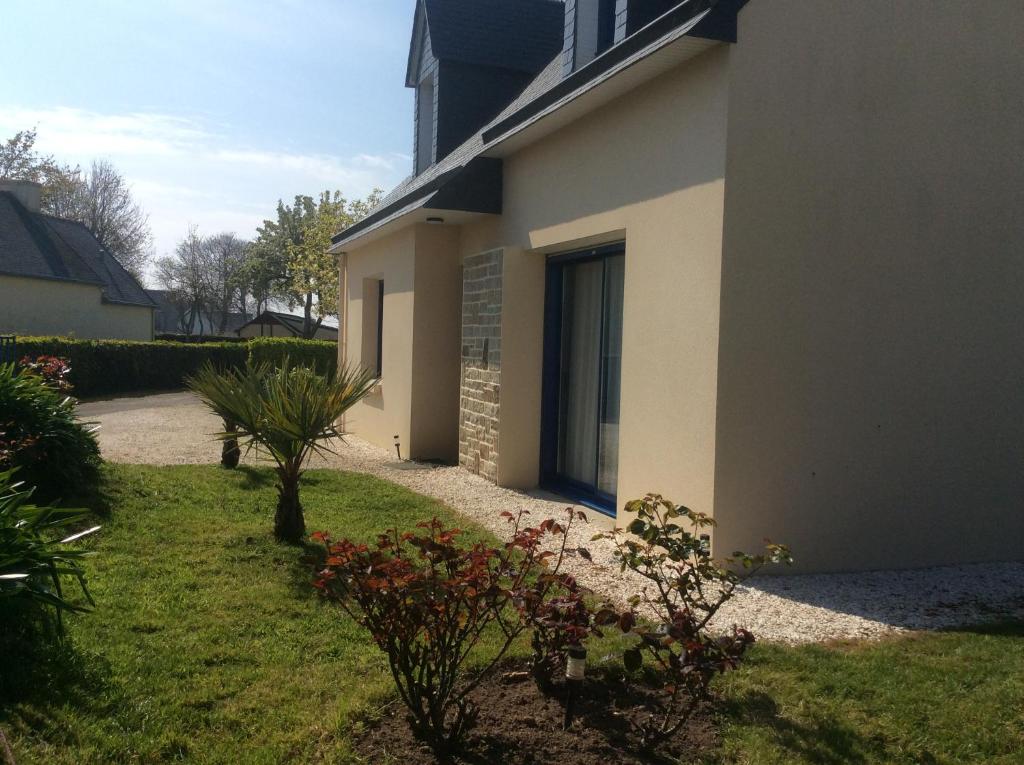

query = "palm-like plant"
0;470;99;633
187;360;377;543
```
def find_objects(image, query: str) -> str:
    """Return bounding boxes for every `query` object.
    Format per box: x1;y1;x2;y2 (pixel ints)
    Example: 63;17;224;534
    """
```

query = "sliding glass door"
541;243;625;512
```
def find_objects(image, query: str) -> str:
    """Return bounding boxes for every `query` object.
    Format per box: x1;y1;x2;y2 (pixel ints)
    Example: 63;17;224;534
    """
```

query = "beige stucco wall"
410;225;463;461
460;45;731;517
343;227;416;453
713;0;1024;571
342;224;463;460
0;275;153;340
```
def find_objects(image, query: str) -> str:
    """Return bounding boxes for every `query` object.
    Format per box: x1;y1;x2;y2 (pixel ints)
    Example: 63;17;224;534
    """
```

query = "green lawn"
1;465;1021;764
708;625;1024;765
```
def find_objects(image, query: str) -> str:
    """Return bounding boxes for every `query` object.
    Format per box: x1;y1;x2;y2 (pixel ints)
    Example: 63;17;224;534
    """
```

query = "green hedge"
247;337;337;377
15;337;338;398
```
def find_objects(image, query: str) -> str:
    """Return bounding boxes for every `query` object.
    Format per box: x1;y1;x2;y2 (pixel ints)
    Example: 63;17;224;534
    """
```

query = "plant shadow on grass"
59;469;116;519
715;689;881;765
235;464;275;490
0;612;117;736
948;620;1024;638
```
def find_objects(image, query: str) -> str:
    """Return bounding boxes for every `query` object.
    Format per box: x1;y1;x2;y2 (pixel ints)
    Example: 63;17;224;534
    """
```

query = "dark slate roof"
0;191;155;308
336;0;741;248
422;0;565;74
238;311;339;337
334;54;562;247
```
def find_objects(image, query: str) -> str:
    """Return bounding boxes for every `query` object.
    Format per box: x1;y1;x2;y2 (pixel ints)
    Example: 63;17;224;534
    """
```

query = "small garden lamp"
563;645;587;730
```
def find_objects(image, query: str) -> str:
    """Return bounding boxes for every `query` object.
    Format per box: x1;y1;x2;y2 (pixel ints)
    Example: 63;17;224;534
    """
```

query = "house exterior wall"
459;45;731;514
342;224;462;461
0;275;153;340
713;0;1024;571
410;224;463;462
343;227;417;453
459;249;503;480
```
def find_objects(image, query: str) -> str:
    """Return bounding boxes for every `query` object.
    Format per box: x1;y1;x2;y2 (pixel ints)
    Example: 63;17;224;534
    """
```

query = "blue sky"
0;0;416;280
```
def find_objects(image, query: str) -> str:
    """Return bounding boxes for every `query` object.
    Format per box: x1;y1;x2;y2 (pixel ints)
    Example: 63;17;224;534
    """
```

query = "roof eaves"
331;157;502;250
0;268;104;288
404;1;426;88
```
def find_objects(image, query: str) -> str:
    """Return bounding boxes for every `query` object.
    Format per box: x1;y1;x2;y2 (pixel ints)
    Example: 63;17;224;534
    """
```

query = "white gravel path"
79;391;1024;644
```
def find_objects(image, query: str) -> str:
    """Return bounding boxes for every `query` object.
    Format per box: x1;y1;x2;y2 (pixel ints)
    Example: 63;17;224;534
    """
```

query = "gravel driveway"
78;391;1024;644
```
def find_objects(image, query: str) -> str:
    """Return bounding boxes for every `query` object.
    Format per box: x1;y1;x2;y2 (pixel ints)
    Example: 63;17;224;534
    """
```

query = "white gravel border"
80;392;1024;644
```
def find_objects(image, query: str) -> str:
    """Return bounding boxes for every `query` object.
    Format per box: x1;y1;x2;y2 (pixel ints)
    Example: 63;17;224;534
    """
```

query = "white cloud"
0;105;407;279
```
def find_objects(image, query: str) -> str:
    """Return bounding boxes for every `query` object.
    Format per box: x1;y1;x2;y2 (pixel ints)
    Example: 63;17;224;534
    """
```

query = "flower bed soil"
351;662;718;764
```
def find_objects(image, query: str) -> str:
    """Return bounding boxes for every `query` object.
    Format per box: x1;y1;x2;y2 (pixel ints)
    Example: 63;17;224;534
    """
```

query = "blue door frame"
539;242;625;516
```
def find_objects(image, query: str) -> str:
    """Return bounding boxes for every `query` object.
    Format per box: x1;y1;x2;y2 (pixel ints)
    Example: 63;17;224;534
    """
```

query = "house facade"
0;180;155;340
332;0;1024;572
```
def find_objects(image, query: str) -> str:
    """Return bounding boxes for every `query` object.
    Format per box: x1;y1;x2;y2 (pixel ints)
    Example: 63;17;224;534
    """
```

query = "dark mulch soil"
350;663;718;764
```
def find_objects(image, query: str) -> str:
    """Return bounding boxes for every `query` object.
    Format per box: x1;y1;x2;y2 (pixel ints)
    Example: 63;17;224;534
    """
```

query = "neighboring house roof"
408;0;566;83
237;310;339;338
335;0;741;250
0;191;155;308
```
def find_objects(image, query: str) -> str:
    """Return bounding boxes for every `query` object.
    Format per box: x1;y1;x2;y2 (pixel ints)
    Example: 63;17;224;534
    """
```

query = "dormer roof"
406;0;565;87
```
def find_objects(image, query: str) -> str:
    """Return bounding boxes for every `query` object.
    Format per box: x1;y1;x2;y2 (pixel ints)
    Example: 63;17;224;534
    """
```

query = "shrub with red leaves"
313;511;586;755
510;510;606;692
598;494;791;749
19;356;73;392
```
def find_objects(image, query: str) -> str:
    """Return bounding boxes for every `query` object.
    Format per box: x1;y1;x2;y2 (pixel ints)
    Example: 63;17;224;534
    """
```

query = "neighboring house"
236;310;339;341
147;289;250;337
331;0;1023;572
0;180;155;340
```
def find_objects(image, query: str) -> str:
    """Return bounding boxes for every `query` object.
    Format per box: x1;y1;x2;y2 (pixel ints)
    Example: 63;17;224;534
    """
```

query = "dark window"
375;280;384;378
597;0;617;55
540;242;625;514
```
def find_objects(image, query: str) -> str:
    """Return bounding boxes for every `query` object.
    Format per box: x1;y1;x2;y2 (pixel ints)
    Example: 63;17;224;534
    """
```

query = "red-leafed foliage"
598;494;791;750
19;355;73;392
313;510;589;755
509;510;608;693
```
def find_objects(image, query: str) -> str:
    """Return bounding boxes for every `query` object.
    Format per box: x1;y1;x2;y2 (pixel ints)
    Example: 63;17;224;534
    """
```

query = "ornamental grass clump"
187;360;377;543
0;469;99;634
598;493;792;750
313;510;587;756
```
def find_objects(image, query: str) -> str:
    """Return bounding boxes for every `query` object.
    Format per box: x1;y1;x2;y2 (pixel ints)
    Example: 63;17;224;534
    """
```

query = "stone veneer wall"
459;250;503;481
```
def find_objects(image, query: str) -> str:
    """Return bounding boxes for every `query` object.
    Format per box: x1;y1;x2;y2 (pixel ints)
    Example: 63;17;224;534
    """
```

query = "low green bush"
13;337;338;397
0;363;101;502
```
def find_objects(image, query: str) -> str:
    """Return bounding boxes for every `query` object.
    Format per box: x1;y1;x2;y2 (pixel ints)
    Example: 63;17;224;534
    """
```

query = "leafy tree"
0;128;59;182
251;189;381;338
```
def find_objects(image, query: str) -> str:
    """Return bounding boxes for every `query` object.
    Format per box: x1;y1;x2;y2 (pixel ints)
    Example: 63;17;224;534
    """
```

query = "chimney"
0;180;42;212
